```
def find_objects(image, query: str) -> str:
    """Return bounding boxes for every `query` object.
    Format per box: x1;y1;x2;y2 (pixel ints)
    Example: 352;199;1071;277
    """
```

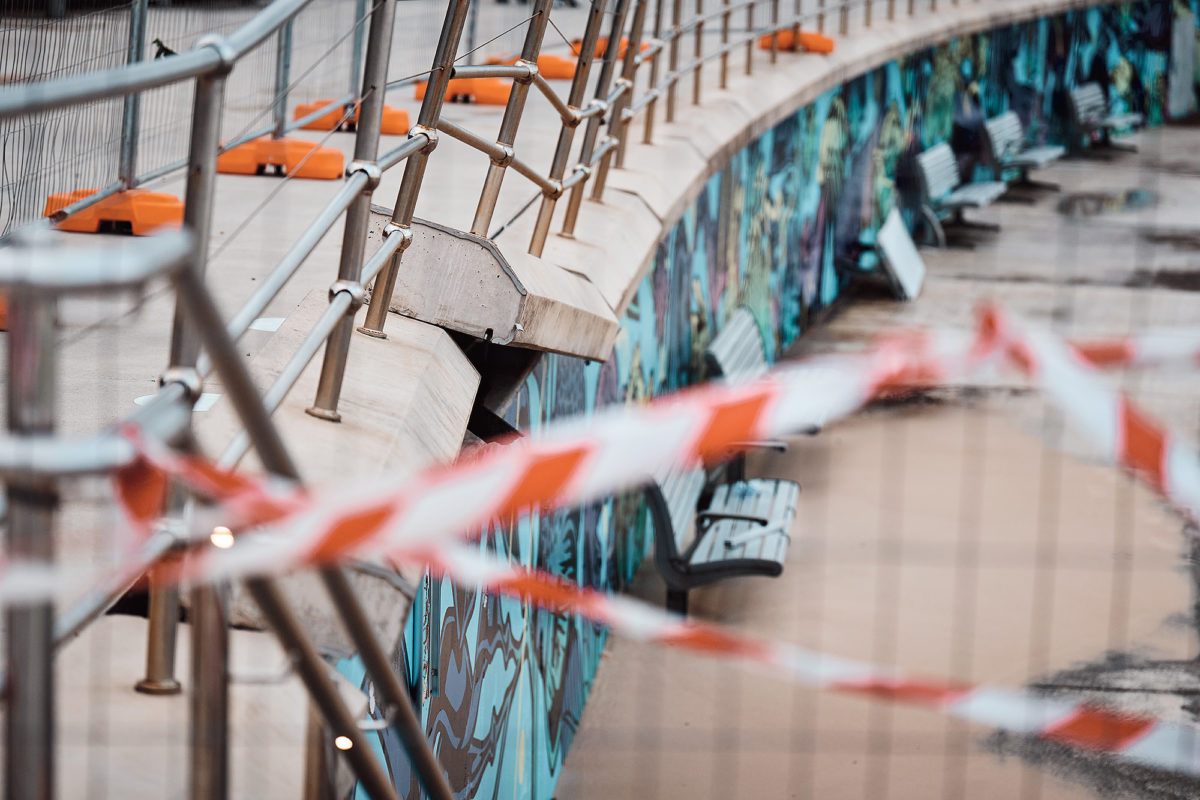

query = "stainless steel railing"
0;0;957;794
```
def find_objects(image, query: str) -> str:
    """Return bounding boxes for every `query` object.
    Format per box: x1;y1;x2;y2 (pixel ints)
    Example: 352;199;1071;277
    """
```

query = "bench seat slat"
692;479;795;567
1005;144;1065;169
942;181;1008;209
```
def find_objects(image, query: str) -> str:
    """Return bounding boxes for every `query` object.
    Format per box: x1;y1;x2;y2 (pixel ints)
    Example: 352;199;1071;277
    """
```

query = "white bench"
984;110;1065;192
1068;82;1144;154
915;142;1007;248
647;464;799;615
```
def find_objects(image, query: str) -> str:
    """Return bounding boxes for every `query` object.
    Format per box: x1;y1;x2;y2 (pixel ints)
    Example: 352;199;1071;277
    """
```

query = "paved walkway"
556;125;1200;799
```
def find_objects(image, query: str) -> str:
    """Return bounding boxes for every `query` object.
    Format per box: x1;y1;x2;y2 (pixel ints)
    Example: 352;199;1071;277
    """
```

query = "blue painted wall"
353;3;1177;797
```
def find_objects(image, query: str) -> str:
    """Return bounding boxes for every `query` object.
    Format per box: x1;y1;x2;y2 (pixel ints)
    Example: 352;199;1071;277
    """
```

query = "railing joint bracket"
330;279;367;311
347;160;382;191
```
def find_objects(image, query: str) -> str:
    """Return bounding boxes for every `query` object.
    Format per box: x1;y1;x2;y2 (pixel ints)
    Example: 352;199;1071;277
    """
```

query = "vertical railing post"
691;0;703;105
560;0;633;236
908;0;914;15
135;545;183;695
817;0;825;32
769;0;779;63
308;0;398;420
347;0;368;115
272;19;294;138
528;0;610;256
839;0;848;34
360;0;473;337
119;0;148;189
592;0;650;199
465;0;480;65
4;289;57;800
159;67;231;798
642;0;665;143
887;0;895;21
719;0;730;87
744;0;754;74
665;0;681;121
470;0;557;236
865;0;872;27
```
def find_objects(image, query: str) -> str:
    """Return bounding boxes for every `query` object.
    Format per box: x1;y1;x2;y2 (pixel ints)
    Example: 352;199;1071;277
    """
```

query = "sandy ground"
556;126;1200;799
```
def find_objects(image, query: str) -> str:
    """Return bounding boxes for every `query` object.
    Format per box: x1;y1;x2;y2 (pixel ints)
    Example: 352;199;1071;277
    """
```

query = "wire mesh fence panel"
0;1;131;235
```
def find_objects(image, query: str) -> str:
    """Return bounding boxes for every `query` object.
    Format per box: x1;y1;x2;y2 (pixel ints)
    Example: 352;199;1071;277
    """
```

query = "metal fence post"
360;0;473;337
158;67;232;797
642;0;665;143
119;0;149;189
744;0;753;74
865;0;872;26
769;0;780;63
309;0;398;419
273;19;295;139
665;0;680;121
135;549;183;695
345;0;367;118
888;0;895;20
528;0;609;256
560;0;633;236
470;0;557;236
691;0;703;105
592;0;650;200
817;0;825;32
839;0;847;34
908;0;914;16
4;289;57;800
719;0;730;87
465;0;480;65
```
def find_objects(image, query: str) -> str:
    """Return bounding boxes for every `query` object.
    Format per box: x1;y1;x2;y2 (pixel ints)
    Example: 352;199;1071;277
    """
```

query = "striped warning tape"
402;541;1200;777
10;304;1200;777
1072;327;1200;369
983;305;1200;524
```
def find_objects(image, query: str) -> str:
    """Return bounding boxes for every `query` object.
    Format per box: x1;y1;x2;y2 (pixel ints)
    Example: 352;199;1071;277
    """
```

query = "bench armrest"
728;439;789;453
697;511;770;530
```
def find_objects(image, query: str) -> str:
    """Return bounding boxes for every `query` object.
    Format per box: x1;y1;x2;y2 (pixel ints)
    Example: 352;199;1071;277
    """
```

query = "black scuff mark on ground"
1057;189;1159;218
986;651;1200;800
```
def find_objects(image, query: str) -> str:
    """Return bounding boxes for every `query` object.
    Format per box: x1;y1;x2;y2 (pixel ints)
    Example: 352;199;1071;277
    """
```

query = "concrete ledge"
535;0;1123;325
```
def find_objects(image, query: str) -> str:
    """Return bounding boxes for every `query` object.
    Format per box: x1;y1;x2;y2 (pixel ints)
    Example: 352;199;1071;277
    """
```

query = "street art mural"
349;3;1176;797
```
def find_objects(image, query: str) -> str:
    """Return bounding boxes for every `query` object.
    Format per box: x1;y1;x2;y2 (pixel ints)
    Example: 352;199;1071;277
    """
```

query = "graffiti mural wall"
351;3;1177;797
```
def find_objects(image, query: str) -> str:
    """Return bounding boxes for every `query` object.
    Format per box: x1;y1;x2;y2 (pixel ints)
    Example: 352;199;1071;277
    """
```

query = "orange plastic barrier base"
293;100;410;135
486;53;577;80
0;296;7;332
414;77;511;105
216;136;344;180
42;188;184;236
570;36;650;59
756;29;835;54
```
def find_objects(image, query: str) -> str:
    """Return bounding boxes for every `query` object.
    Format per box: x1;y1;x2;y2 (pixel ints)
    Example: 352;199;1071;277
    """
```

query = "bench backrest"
647;465;707;576
984;111;1025;161
1069;83;1108;124
916;143;962;202
706;307;768;382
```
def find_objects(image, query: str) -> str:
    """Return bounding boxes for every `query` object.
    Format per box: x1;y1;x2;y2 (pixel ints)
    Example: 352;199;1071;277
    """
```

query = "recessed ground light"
210;526;235;549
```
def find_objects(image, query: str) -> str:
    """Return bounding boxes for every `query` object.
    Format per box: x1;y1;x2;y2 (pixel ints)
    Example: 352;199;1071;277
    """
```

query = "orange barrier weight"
216;136;344;180
414;76;512;106
570;36;651;59
43;188;184;236
756;29;835;54
486;53;576;80
293;99;410;135
415;77;478;103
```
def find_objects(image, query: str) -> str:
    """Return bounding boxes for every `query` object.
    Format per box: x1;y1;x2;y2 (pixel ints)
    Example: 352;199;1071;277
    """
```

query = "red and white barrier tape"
9;304;1200;776
403;541;1200;776
984;306;1200;524
1073;328;1200;369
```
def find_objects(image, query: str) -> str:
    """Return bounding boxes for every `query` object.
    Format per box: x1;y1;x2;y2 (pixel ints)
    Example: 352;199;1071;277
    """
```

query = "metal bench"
915;142;1007;248
1067;82;1144;154
647;463;799;615
984;110;1065;192
705;308;799;481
